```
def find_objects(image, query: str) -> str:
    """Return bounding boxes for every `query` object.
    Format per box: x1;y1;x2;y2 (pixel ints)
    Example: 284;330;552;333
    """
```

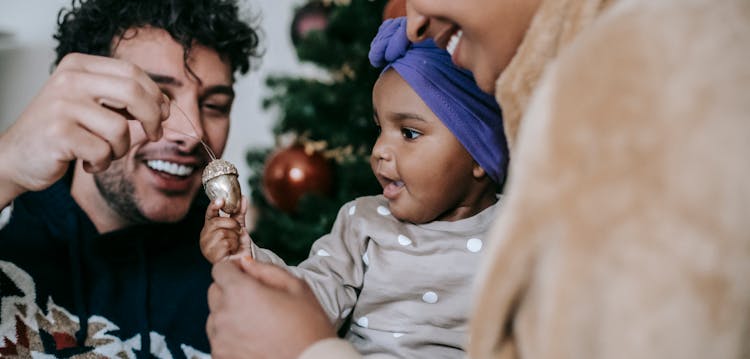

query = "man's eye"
203;103;231;115
401;128;422;140
160;89;174;101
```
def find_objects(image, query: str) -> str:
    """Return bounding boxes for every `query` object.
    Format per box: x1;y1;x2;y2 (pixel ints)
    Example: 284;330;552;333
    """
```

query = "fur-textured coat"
470;0;750;358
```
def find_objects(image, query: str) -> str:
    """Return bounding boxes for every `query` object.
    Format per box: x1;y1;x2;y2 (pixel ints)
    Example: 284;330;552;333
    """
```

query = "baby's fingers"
230;196;249;229
200;217;243;263
202;229;241;263
205;198;225;221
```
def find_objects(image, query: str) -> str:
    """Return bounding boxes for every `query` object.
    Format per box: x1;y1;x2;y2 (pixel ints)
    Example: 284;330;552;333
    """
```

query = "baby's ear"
472;162;487;179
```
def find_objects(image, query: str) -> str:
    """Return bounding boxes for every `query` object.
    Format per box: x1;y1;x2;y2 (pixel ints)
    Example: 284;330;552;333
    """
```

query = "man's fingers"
56;54;167;141
57;53;163;100
83;72;162;141
66;101;133;159
59;123;115;173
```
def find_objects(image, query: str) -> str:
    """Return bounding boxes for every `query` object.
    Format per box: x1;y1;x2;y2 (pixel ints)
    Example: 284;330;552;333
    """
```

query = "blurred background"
0;0;404;263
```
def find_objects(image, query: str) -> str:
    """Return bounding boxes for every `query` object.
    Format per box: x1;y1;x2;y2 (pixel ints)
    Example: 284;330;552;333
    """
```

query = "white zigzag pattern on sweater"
0;260;209;358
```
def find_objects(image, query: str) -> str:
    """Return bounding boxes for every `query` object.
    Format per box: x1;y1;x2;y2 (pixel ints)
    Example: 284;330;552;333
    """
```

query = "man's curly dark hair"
53;0;262;77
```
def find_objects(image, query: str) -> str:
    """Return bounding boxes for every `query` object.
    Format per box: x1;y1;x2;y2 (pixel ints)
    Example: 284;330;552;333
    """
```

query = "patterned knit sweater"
0;178;213;358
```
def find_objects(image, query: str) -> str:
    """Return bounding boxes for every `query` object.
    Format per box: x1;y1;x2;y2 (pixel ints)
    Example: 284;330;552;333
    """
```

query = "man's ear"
472;162;487;179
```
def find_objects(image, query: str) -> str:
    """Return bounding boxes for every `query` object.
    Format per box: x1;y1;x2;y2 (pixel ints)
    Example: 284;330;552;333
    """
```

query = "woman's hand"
207;258;336;359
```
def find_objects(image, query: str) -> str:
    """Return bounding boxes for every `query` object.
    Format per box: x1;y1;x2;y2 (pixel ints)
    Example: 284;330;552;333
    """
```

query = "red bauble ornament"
383;0;406;20
290;1;330;46
262;144;334;213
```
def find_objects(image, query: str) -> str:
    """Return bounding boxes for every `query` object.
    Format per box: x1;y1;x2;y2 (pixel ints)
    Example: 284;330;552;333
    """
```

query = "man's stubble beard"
93;161;150;226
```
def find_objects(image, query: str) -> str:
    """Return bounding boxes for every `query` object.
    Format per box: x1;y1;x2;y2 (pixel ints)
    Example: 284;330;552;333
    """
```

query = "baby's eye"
401;128;422;140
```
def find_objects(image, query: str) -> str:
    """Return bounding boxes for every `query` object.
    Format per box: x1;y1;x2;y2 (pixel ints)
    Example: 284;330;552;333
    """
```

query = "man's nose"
163;100;204;152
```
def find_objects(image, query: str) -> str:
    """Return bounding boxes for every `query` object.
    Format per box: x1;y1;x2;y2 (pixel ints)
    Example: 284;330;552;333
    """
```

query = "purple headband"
368;17;508;184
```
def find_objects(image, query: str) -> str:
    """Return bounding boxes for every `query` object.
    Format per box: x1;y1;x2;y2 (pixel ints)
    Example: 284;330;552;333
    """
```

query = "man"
0;0;260;357
205;0;750;358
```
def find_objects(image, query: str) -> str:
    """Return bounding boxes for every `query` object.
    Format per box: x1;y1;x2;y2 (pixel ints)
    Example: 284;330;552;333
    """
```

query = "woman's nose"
405;1;430;43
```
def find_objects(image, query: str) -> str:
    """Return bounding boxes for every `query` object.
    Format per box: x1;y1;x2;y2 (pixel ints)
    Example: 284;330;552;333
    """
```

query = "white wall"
0;0;312;197
0;0;66;132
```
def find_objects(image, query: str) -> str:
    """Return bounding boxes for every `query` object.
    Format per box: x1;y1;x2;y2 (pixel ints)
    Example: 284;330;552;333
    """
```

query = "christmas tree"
246;0;395;265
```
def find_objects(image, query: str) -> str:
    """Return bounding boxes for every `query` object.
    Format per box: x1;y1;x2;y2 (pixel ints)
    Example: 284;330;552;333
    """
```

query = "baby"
201;17;508;358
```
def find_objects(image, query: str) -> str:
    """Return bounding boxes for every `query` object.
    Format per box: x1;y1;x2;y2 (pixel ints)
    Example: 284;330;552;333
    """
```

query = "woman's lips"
433;24;460;50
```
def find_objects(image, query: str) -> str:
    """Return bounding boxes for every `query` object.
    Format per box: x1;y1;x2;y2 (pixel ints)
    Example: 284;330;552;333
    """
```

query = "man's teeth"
146;160;195;177
447;30;463;56
394;180;404;188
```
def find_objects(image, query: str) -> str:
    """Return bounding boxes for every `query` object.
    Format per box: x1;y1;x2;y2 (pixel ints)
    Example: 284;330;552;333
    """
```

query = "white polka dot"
362;252;370;266
341;308;352;318
348;205;356;215
466;238;483;253
422;291;439;304
377;206;391;216
356;317;369;328
397;234;412;246
392;332;405;338
317;249;331;257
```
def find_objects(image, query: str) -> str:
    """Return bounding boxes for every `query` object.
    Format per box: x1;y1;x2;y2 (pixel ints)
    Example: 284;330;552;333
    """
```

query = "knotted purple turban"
369;17;509;185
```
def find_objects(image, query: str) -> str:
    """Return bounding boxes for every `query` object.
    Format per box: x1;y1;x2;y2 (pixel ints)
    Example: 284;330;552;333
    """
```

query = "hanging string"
162;101;217;161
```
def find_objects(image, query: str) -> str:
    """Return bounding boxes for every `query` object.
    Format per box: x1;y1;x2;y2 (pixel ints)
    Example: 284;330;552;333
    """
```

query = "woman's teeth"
147;160;194;177
447;30;463;56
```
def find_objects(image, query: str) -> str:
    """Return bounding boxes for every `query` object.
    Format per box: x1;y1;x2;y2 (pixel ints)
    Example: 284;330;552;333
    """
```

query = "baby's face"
370;69;482;224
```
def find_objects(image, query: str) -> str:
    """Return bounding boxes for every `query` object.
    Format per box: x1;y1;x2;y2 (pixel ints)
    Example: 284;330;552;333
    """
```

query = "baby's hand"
200;196;252;264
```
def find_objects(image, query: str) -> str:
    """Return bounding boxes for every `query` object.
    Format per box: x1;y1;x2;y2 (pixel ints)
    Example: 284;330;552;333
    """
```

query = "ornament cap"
202;159;239;185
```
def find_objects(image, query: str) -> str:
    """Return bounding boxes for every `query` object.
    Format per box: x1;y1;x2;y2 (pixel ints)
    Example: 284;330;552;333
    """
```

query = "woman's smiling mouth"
446;29;463;56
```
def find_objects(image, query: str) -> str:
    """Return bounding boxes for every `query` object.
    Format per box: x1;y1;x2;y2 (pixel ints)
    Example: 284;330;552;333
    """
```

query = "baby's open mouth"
383;180;404;199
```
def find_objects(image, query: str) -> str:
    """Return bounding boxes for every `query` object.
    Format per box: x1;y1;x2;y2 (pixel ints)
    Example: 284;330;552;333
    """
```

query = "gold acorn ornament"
202;159;242;214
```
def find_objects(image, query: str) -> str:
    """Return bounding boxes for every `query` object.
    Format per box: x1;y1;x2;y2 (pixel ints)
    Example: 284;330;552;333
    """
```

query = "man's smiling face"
91;26;234;225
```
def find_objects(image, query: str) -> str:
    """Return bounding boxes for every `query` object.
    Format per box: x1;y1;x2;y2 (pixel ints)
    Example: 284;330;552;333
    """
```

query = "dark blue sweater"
0;178;212;358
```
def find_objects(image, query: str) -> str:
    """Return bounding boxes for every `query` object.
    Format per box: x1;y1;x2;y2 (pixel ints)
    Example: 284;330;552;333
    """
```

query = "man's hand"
0;53;169;205
207;259;336;359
